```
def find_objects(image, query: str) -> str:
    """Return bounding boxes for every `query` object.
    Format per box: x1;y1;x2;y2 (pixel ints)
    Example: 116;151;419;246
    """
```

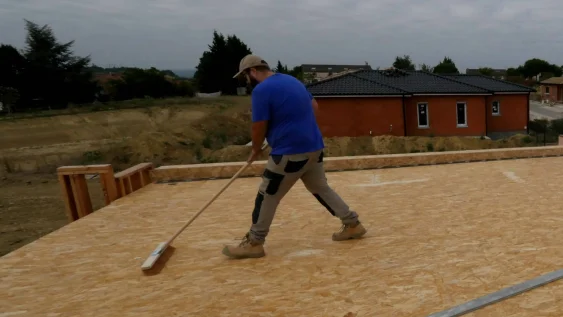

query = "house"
466;68;507;80
306;69;535;139
539;77;563;103
301;63;371;83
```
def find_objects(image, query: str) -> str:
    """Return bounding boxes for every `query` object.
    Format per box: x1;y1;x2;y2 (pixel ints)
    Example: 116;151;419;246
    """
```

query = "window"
492;101;500;116
417;102;429;128
456;102;467;127
546;86;550;94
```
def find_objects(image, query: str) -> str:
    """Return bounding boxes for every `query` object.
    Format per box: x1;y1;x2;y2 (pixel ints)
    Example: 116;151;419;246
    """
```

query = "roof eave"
493;91;534;94
312;94;408;98
410;92;492;96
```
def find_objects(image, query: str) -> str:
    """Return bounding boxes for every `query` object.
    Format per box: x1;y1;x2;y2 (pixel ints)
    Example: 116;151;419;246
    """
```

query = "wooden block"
58;174;79;222
116;178;124;198
140;169;152;186
118;177;132;195
100;172;119;205
127;176;134;193
129;172;143;192
69;174;93;218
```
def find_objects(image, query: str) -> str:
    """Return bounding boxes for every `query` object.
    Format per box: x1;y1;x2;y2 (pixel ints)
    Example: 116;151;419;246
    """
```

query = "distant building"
539;77;563;103
301;63;372;83
465;68;507;80
306;69;535;140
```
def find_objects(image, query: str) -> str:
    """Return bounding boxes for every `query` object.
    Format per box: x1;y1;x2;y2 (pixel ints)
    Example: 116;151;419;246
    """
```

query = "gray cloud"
1;0;562;71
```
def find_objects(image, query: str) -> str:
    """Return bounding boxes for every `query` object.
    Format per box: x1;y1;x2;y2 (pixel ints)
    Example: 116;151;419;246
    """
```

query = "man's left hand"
247;147;262;163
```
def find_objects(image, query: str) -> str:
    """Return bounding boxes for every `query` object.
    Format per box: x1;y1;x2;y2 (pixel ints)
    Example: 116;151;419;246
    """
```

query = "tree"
392;55;415;70
506;67;520;77
194;30;252;94
0;44;26;89
419;63;433;72
275;60;289;74
433;56;459;74
107;67;192;100
477;67;494;76
19;19;98;108
529;119;549;134
288;65;303;82
517;58;562;79
0;87;20;114
550;118;563;135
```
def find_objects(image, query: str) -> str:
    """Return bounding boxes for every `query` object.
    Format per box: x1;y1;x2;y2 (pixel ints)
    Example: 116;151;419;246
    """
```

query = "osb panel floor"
2;157;563;317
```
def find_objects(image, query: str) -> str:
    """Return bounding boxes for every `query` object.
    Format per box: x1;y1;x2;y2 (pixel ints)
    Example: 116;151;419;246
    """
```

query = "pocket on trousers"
284;159;309;173
263;169;284;195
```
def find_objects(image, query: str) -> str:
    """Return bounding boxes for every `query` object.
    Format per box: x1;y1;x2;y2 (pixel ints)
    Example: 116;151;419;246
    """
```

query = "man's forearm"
311;98;319;117
251;121;268;152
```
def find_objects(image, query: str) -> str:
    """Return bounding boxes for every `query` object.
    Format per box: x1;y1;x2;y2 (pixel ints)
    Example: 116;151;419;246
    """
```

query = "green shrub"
521;136;533;144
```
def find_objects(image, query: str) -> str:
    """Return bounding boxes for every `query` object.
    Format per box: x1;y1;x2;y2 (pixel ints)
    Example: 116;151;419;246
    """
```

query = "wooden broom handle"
166;143;267;244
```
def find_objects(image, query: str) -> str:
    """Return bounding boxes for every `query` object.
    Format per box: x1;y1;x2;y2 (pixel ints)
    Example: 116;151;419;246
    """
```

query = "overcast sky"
1;0;562;71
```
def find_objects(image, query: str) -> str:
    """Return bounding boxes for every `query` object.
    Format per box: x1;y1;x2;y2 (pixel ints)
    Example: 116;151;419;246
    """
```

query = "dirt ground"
0;96;540;256
0;173;105;256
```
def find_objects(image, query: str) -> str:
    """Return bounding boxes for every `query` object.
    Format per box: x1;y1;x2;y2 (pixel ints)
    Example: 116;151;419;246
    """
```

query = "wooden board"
150;146;563;182
2;157;563;316
114;162;153;179
56;164;113;175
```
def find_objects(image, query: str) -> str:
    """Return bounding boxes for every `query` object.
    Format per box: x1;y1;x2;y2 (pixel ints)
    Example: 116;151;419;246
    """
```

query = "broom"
141;144;267;271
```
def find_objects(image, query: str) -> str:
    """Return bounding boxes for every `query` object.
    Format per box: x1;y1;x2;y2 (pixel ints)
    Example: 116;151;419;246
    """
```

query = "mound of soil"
101;110;254;169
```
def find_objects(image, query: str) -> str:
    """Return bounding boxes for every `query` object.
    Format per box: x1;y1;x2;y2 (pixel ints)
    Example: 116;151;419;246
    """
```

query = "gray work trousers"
249;149;359;242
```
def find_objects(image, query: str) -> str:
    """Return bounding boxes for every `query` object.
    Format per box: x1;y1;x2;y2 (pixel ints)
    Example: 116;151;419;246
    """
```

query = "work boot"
332;221;367;241
222;232;265;259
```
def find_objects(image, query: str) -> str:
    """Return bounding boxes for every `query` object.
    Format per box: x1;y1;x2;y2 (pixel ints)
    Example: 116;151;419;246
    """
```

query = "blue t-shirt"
251;73;324;155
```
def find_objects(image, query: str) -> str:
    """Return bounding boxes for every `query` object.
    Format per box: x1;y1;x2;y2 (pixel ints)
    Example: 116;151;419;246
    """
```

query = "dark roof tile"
306;70;536;96
442;74;535;92
301;64;371;73
353;70;490;94
306;73;406;96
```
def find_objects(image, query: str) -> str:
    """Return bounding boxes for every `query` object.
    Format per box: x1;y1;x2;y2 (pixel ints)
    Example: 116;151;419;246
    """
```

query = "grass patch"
82;150;103;164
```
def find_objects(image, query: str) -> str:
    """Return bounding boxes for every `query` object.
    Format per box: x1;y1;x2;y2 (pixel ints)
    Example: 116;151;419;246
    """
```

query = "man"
222;54;366;259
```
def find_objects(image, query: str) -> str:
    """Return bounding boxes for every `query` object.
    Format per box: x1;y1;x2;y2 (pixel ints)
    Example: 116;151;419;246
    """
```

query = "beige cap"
233;54;269;78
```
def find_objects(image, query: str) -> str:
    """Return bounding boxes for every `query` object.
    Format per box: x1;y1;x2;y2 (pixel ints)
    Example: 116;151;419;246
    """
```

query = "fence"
56;163;154;222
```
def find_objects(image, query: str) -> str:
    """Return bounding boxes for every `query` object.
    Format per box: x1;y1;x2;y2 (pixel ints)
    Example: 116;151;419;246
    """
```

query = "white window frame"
456;101;468;128
492;100;501;116
417;102;429;128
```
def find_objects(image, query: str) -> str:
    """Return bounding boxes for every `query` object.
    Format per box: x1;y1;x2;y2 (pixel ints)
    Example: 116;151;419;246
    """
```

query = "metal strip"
426;269;563;317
